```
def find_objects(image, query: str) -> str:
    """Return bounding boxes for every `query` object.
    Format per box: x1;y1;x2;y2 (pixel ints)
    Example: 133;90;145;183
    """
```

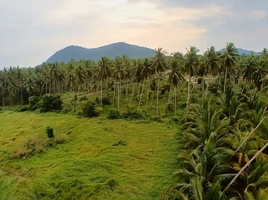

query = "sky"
0;0;267;68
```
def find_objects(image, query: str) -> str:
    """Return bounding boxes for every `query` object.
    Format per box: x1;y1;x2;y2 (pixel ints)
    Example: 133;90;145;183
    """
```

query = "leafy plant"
40;95;63;113
81;100;99;118
107;109;121;119
46;126;54;138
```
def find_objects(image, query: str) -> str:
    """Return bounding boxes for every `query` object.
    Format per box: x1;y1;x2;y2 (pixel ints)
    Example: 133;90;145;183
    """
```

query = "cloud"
0;0;267;68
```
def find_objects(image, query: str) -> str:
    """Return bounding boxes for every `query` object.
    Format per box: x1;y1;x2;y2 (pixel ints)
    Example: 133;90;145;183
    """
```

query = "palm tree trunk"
146;83;150;109
39;84;44;98
138;80;145;109
156;77;160;116
168;86;172;104
129;85;135;107
223;141;268;196
78;87;80;105
223;66;228;96
126;79;129;101
28;92;31;106
118;81;120;110
113;82;116;107
174;87;177;116
20;83;23;105
1;88;4;107
202;78;205;98
100;80;103;106
187;75;192;108
151;85;157;106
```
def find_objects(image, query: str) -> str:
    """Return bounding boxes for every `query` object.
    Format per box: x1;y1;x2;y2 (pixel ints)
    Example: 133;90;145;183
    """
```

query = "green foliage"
40;95;63;113
112;140;126;146
81;100;99;118
121;109;149;120
46;126;54;138
29;95;39;110
107;109;121;119
16;105;29;112
166;103;174;111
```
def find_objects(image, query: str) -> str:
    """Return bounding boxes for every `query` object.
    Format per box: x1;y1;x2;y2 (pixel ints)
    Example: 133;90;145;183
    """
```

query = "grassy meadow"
0;111;180;200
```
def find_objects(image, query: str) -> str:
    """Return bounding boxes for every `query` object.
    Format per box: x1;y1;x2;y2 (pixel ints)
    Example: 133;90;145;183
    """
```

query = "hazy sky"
0;0;267;68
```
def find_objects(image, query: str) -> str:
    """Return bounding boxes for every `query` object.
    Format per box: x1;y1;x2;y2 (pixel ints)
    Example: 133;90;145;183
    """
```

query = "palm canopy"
242;54;257;82
185;46;199;77
167;58;185;88
98;56;111;81
200;46;220;77
152;47;167;73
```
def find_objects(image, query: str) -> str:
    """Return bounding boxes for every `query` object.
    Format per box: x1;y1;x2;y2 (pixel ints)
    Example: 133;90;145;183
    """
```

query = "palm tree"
260;48;268;60
24;76;36;106
220;43;238;96
185;46;199;107
242;54;257;82
167;58;185;115
200;46;220;97
152;48;167;116
98;56;111;106
114;56;126;109
16;66;24;105
252;59;268;90
135;58;153;109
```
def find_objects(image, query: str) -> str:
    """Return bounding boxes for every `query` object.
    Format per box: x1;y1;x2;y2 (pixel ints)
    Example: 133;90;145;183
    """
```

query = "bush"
102;97;111;106
121;109;149;120
40;95;63;113
62;104;73;114
29;96;39;110
16;105;29;112
46;126;54;138
81;101;99;118
107;109;121;119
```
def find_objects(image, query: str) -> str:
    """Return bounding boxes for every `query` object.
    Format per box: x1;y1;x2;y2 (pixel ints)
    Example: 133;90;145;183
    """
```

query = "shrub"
29;96;39;110
81;101;99;118
121;109;149;120
62;104;73;114
40;95;63;113
107;109;121;119
102;97;111;106
16;105;29;112
46;126;54;138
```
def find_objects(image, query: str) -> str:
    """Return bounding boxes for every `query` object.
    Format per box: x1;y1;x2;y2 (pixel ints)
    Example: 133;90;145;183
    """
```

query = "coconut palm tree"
136;58;153;109
220;43;238;96
260;48;268;60
200;46;220;97
185;46;199;107
242;54;257;82
98;56;111;106
114;56;126;109
167;58;185;115
152;48;167;116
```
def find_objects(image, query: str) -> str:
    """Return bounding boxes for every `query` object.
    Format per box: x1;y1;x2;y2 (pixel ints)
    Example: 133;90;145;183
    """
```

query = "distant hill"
46;42;156;63
219;48;259;55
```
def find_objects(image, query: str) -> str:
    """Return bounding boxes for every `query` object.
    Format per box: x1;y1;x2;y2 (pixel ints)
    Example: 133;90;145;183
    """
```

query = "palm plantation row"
0;44;267;115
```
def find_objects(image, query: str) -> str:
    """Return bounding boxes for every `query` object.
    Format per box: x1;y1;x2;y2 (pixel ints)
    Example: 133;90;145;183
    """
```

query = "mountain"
46;42;156;63
219;48;260;55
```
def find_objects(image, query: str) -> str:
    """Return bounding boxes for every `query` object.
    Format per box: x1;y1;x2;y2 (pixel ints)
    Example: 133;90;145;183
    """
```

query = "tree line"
0;43;267;115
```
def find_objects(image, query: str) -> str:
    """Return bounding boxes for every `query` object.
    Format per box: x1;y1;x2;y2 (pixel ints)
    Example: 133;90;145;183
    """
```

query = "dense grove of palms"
1;44;268;199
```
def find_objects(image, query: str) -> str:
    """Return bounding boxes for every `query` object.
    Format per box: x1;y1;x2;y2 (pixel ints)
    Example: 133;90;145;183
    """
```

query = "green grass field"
0;111;180;199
